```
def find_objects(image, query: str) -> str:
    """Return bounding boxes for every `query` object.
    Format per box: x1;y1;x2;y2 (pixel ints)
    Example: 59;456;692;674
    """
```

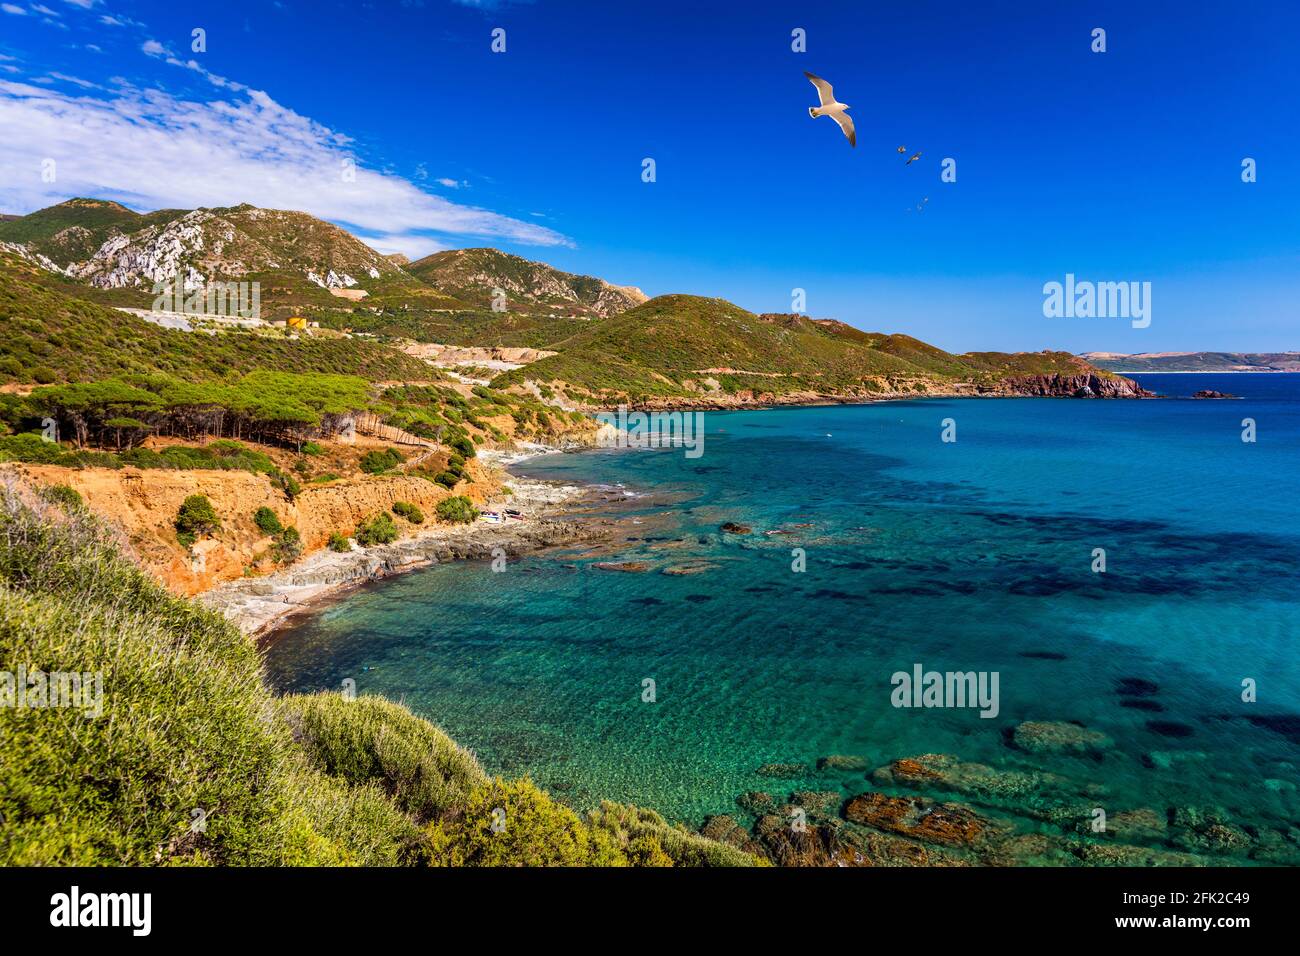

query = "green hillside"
493;294;1113;402
0;253;436;384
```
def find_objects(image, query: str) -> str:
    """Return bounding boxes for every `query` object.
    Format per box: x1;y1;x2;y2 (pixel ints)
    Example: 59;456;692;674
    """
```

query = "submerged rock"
789;790;842;815
843;792;998;847
817;754;868;772
660;561;719;576
1073;842;1207;867
756;762;810;779
593;561;651;572
719;522;752;535
735;791;774;815
872;753;1076;800
1011;720;1113;755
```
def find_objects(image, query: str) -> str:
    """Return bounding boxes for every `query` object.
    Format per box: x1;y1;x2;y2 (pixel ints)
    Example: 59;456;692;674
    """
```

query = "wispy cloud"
0;78;571;254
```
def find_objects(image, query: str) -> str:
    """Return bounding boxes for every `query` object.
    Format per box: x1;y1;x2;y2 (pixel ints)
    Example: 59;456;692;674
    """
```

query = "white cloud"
141;39;171;57
0;79;572;254
46;71;97;88
2;5;28;15
62;0;98;8
436;177;468;189
31;4;59;15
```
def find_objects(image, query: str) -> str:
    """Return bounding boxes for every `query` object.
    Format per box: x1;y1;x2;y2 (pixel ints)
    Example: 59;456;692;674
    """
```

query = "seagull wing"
804;71;836;107
826;108;856;147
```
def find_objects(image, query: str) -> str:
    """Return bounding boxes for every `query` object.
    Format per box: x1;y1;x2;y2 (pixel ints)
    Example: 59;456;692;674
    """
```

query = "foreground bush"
359;447;404;475
392;501;424;524
355;512;399;547
174;493;220;547
435;495;476;524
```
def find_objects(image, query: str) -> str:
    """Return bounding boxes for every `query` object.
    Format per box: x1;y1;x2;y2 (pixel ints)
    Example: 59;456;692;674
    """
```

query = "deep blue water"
265;373;1300;859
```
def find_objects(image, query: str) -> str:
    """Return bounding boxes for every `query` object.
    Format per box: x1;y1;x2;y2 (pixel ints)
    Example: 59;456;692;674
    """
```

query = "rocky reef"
705;734;1300;866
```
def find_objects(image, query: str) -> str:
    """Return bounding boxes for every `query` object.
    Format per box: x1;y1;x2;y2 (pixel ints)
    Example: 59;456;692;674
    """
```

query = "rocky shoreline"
201;452;609;639
573;372;1154;413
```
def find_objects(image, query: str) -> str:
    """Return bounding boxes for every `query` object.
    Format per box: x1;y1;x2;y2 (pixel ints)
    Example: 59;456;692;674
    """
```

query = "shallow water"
264;374;1300;861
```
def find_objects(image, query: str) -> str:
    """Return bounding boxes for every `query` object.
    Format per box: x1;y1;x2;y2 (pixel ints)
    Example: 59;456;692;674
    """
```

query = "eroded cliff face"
987;373;1154;398
7;462;497;596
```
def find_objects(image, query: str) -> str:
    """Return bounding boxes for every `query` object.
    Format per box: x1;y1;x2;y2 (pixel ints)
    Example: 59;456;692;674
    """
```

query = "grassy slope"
0;483;761;866
0;254;437;384
496;295;1121;401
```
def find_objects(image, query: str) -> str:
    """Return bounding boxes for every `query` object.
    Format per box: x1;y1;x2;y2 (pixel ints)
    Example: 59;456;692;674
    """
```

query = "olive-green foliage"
269;468;302;501
354;512;399;546
423;777;627;867
300;441;325;456
174;494;220;547
253;506;284;535
0;486;402;865
359;447;404;475
271;526;302;565
327;531;351;553
282;694;486;823
38;484;83;510
0;259;435;385
391;501;424;524
587;801;767;867
434;495;476;524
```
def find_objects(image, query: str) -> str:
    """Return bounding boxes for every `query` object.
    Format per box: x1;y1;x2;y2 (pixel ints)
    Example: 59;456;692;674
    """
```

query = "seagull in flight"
804;71;855;147
906;152;922;165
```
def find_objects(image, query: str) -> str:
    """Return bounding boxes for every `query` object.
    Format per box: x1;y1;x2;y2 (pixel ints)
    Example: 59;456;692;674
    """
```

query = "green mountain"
0;198;449;317
495;295;1147;404
407;247;647;318
0;199;1145;404
1081;351;1300;373
0;249;435;384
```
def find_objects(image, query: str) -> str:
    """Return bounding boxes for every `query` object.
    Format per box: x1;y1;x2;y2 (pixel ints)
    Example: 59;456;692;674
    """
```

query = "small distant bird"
906;152;922;165
897;145;907;153
804;71;855;147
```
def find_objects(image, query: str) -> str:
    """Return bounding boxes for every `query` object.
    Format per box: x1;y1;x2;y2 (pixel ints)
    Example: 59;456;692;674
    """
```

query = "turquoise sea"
264;374;1300;862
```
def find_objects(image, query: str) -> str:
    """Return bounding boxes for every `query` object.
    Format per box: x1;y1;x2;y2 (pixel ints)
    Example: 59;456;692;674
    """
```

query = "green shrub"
253;506;284;536
586;801;764;867
281;694;485;823
39;484;83;510
301;441;325;456
174;494;220;548
327;531;351;553
359;448;404;475
31;366;57;385
269;469;302;501
0;433;67;465
391;501;424;525
433;471;460;489
423;778;625;867
434;496;476;524
355;512;399;547
271;526;302;565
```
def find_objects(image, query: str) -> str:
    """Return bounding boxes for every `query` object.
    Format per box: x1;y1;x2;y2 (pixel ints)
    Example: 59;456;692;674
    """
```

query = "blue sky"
1;0;1297;352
